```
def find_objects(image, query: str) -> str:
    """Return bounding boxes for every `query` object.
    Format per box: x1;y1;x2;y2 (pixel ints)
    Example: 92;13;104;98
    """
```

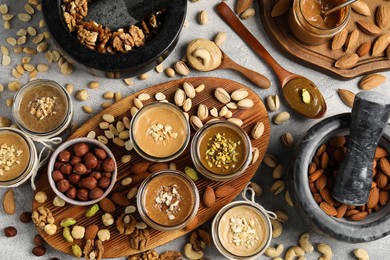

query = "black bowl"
42;0;187;78
289;113;390;243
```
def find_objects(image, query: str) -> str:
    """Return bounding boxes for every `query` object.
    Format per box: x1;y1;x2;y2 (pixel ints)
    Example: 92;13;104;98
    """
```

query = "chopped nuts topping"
0;143;23;175
229;217;259;248
148;123;178;143
205;132;241;170
155;184;182;221
29;96;57;120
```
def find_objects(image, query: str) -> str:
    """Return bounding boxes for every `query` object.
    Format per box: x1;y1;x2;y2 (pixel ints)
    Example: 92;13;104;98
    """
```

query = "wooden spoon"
217;2;327;119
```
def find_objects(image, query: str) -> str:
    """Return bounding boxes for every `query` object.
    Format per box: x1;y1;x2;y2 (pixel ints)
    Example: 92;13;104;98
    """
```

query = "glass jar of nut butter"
12;79;73;139
289;0;351;45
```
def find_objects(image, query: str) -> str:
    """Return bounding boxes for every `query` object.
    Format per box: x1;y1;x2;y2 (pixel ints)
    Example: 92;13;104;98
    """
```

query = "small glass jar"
130;102;190;162
0;127;38;188
12;79;73;139
212;185;275;260
137;170;199;232
289;0;351;45
191;120;252;181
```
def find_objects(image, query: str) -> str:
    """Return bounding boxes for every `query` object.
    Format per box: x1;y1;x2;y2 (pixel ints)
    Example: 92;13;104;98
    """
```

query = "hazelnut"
103;172;112;178
94;148;107;160
102;158;115;172
66;187;77;199
90;172;102;180
60;163;72;175
68;174;80;184
85;156;98;169
77;188;89;201
19;211;32;223
81;176;97;190
4;226;17;237
32;246;46;257
58;150;71;162
83;152;95;161
70;156;82;166
73;143;89;156
95;160;102;171
57;179;70;193
33;234;44;246
52;170;64;182
98;177;111;189
89;187;104;200
74;163;87;174
54;161;63;170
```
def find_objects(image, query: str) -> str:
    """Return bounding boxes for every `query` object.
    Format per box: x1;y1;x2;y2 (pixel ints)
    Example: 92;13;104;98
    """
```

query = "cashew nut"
271;219;283;238
318;243;332;260
192;48;211;66
184;243;203;260
285;246;305;260
265;244;284;258
354;248;369;260
275;210;288;222
299;232;314;253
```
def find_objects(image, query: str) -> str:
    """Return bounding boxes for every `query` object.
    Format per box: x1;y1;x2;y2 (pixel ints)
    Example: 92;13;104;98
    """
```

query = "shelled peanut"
309;135;390;221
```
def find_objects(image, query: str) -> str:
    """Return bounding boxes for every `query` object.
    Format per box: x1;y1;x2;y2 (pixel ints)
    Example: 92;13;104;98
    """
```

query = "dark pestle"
332;91;390;206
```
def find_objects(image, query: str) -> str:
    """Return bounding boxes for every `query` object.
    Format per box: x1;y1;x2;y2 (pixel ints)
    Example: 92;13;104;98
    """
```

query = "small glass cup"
0;127;38;188
130;102;190;162
289;0;351;45
12;79;73;139
191;120;252;181
137;170;199;232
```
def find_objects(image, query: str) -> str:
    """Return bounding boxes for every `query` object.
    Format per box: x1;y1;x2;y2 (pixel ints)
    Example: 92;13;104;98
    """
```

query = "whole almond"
236;0;253;14
319;188;334;205
376;5;390;29
359;73;386;90
149;163;169;173
372;34;390;56
367;187;380;209
356;42;371;57
351;1;371;16
185;216;199;231
375;147;388;159
356;20;382;35
345;29;360;53
99;197;116;213
131;162;150;175
2;189;15;215
203;186;215;208
85;224;99;240
214;32;227;46
335;204;348;218
111;192;130;206
349;211;368;221
271;0;292;18
375;172;388;188
215;185;235;198
335;53;359;69
320;201;337;216
332;28;348;50
379;190;389;206
338;89;356;108
380;158;390;176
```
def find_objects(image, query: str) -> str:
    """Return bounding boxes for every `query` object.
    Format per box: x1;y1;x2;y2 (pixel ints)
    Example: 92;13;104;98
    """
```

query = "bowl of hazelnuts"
48;137;117;206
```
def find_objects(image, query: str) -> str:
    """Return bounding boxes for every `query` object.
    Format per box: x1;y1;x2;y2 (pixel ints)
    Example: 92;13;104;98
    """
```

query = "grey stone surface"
0;0;389;259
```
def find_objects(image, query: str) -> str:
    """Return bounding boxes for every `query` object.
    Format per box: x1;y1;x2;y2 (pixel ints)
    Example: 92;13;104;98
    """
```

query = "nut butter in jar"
130;102;190;162
137;170;199;231
289;0;351;45
191;120;252;181
0;128;38;187
12;79;73;139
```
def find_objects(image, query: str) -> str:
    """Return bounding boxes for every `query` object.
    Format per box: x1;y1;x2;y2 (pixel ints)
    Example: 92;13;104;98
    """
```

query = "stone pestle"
332;91;390;206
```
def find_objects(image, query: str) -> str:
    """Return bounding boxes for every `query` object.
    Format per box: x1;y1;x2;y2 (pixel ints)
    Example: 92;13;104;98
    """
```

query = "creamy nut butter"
131;102;190;161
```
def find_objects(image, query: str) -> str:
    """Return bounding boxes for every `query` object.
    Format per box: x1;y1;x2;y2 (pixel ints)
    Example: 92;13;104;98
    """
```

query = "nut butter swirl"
186;39;222;71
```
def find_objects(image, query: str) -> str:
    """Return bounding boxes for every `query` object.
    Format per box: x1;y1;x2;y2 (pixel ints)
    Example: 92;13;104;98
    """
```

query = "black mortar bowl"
42;0;187;78
288;113;390;243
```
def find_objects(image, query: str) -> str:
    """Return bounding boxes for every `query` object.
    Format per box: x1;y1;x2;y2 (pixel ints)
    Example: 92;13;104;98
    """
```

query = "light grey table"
0;1;389;259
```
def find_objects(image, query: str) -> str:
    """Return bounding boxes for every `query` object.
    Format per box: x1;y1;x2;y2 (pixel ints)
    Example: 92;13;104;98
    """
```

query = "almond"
203;186;215;208
2;189;15;215
348;211;368;221
99;197;116;213
319;202;337;216
367;187;380;209
359;73;386;90
271;0;292;18
131;162;150;175
338;89;356;108
335;53;359;69
331;28;348;50
375;147;388;159
185;216;199;231
215;185;235;198
320;188;335;205
85;224;99;240
356;42;371;57
356;20;382;35
111;192;130;206
379;190;389;206
376;5;390;29
345;209;360;217
236;0;253;14
351;1;371;16
380;158;390;176
148;163;169;173
309;169;324;182
387;45;390;59
345;29;360;53
372;34;390;56
315;174;327;190
335;204;348;218
375;172;388;189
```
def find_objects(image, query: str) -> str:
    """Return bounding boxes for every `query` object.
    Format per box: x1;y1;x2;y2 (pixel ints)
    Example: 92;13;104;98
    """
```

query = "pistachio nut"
60;218;77;227
85;204;100;218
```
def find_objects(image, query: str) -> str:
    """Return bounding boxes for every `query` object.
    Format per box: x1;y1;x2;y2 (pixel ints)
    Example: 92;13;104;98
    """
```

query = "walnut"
129;25;145;47
159;251;182;260
83;239;104;260
74;0;88;17
77;26;98;49
127;250;182;260
32;206;55;230
129;228;150;251
190;229;212;252
64;12;76;32
116;213;136;235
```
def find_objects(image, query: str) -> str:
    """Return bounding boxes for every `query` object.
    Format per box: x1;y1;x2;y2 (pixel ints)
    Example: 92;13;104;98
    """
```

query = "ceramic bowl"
289;113;390;243
41;0;187;78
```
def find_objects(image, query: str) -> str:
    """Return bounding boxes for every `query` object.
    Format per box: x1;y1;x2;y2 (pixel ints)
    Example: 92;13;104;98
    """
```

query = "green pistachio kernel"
60;218;76;227
62;226;73;243
72;244;82;258
85;204;100;218
185;166;199;181
301;89;311;104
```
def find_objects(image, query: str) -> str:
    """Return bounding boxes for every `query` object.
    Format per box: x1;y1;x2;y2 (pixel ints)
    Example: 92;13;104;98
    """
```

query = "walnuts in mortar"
52;142;115;201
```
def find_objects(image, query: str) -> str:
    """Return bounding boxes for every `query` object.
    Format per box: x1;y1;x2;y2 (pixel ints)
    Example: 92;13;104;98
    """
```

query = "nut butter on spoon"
217;2;327;119
186;38;271;89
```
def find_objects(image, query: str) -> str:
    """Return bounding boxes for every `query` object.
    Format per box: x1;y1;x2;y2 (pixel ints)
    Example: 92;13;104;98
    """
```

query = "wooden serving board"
32;77;270;258
258;0;390;79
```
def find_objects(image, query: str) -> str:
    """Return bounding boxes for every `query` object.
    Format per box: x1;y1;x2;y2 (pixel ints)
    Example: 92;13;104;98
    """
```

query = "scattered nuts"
102;213;115;226
214;32;227;46
198;10;208;25
34;191;47;204
299;232;314;253
76;89;88;101
71;225;85;240
318;243;332;260
63;226;74;242
53;196;65;207
251;121;264;140
249;182;262;196
86;204;100;218
184;243;203;259
265;244;284;258
273;111;290;125
271;219;283;238
354;248;369;260
4;226;17;237
32;246;46;257
98;229;110;242
2;189;15;215
19;211;32;223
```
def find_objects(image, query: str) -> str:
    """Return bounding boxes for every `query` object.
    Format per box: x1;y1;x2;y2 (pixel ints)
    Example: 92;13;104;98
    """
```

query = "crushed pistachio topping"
229;217;259;248
205;132;240;169
301;89;311;104
29;96;57;120
155;184;182;220
148;123;178;144
0;143;23;176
